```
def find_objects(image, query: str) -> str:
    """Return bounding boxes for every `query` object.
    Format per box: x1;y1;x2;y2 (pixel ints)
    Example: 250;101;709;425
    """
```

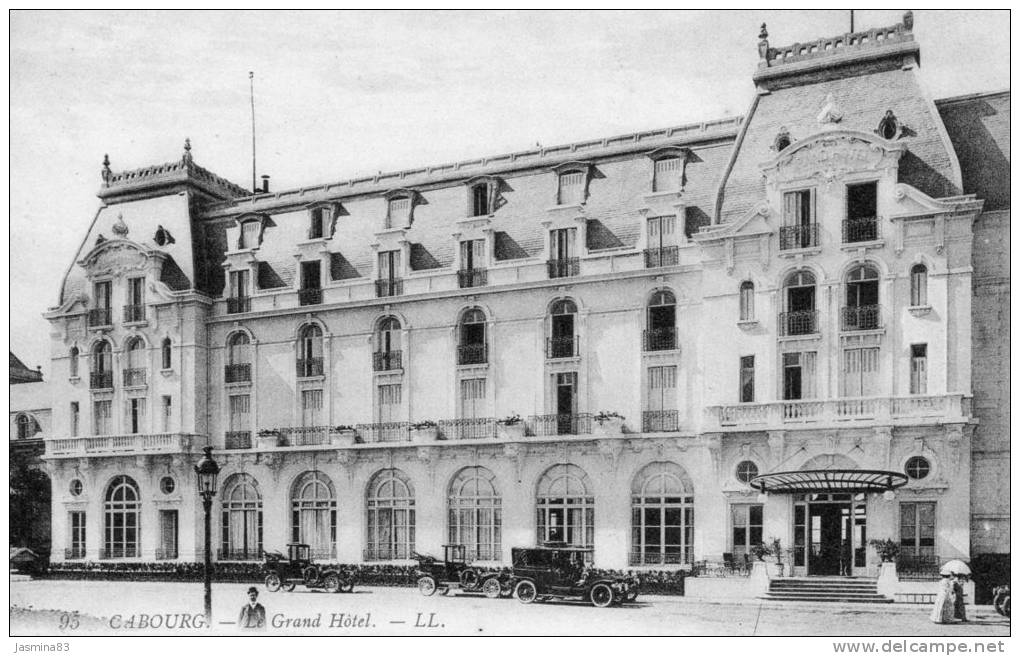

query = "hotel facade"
40;14;1009;586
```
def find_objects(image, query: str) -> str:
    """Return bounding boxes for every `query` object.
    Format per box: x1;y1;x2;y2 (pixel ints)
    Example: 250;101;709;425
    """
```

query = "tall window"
221;473;263;560
297;324;323;377
161;396;172;432
548;228;578;278
377;250;402;297
16;414;35;439
448;466;501;561
366;468;415;560
386;197;411;229
309;206;331;239
124;337;146;387
301;390;323;428
93;400;112;435
842;347;880;397
126;277;145;322
240;221;260;249
104;475;140;558
645;215;678;267
653;157;681;192
69;511;86;558
740;356;755;402
299;261;322;305
557;171;585;205
69;346;79;378
161;338;172;370
781;189;816;249
471;183;490;216
70;402;79;437
290;471;336;559
94;281;112;311
376;384;402;425
910;264;928;306
645;290;676;351
159;510;178;559
92;340;113;388
844;265;880;330
228;394;250;434
226;332;252;383
783;351;817;400
229;269;251;298
845;181;878;242
899;501;936;561
548;299;577;358
374;317;402;371
739;281;755;321
731;504;763;560
645;365;678;432
458;308;487;365
126;397;146;434
910;344;928;395
783;271;817;335
459;378;487;421
536;464;593;548
630;462;694;565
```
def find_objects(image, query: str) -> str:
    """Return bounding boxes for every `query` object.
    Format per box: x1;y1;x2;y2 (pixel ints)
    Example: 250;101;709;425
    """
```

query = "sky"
8;9;1010;375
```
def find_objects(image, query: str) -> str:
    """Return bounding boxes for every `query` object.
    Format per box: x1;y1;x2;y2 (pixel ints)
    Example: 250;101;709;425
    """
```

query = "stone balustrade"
45;433;202;458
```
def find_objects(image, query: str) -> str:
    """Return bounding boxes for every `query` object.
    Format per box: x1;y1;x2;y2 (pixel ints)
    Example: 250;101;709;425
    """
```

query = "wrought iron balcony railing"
155;548;178;560
225;430;252;450
643;327;677;351
841;304;881;331
546;336;578;359
100;546;140;559
628;551;688;566
298;288;322;306
123;304;146;323
355;422;411;443
642;410;679;433
64;547;86;560
644;246;679;268
779;223;819;250
217;548;264;561
122;368;146;387
897;551;941;581
458;268;487;288
778;310;818;336
364;545;413;561
438;418;497;440
373;350;402;371
87;308;112;327
297;357;324;378
457;344;487;365
547;257;579;279
375;278;403;298
226;296;251;314
843;216;879;243
528;413;592;436
90;371;113;389
277;426;331;447
225;363;251;383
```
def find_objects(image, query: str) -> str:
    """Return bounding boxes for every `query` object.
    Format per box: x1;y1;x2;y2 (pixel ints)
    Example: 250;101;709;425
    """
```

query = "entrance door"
808;503;850;575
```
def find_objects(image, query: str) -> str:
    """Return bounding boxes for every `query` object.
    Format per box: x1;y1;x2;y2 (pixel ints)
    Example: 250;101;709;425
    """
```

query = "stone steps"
763;577;893;604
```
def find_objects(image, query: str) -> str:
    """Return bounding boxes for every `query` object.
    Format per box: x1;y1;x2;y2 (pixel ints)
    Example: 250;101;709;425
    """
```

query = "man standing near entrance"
839;540;852;576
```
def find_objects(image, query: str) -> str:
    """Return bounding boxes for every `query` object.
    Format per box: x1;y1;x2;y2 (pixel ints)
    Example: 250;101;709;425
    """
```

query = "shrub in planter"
869;538;900;562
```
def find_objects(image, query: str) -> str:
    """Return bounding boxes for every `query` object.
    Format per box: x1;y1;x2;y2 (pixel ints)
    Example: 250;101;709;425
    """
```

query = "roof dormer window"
240;220;261;250
653;157;682;192
386;196;411;229
472;183;490;216
557;171;585;205
308;206;333;240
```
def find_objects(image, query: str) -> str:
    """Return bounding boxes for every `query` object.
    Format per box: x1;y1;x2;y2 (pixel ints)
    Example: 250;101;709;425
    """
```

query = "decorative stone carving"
259;452;284;482
182;138;193;165
945;424;965;473
757;23;770;62
416;446;438;484
874;426;893;470
767;431;786;467
816;93;843;125
762;131;905;188
101;154;112;186
701;433;722;474
597;440;624;475
503;443;527;483
112;213;129;237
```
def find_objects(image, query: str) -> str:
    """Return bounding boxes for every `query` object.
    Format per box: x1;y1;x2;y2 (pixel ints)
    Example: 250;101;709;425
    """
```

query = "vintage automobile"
414;544;511;598
263;543;355;593
509;546;639;607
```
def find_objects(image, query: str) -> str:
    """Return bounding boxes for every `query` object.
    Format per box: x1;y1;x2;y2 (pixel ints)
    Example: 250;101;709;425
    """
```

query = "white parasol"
939;559;971;576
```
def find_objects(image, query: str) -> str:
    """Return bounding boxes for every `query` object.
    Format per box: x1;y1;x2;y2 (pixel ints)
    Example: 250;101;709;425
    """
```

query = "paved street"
9;579;1010;636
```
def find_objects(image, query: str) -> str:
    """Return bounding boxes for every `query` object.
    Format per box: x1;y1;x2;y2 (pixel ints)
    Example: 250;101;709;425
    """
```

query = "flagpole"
250;71;256;194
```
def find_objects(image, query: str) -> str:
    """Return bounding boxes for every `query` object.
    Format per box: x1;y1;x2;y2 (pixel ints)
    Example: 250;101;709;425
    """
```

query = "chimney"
261;175;270;193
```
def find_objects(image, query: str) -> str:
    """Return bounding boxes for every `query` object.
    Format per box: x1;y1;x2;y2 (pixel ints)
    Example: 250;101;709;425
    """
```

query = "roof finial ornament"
112;212;129;237
903;10;914;31
101;154;112;186
757;23;770;64
817;93;843;126
182;138;193;165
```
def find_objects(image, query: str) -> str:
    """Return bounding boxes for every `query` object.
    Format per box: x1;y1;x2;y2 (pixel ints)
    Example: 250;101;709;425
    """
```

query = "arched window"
221;474;263;560
226;332;252;383
630;462;694;565
548;299;578;359
374;317;402;371
458;309;487;365
69;346;79;378
536;464;593;548
104;475;140;558
782;271;817;335
844;265;880;330
16;414;36;439
91;341;113;389
297;324;323;378
739;281;755;322
124;337;146;387
161;338;172;370
645;290;676;351
290;471;336;559
910;264;928;307
448;466;501;561
366;468;415;560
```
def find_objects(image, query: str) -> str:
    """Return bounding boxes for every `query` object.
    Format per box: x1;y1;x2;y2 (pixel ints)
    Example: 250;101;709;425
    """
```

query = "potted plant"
410;420;439;443
593;411;625;436
256;429;281;449
330;425;358;446
769;537;784;577
496;413;525;440
869;538;900;563
869;539;900;596
749;541;772;562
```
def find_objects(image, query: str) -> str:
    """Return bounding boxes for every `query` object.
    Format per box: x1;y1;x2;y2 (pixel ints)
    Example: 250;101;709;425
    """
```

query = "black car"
509;546;638;607
263;543;355;593
415;544;510;598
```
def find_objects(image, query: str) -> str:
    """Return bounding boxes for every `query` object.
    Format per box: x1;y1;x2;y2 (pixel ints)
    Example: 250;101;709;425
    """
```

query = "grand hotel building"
41;14;1009;583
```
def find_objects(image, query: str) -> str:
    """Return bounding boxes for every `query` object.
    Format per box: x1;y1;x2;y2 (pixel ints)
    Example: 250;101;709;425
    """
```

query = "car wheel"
589;583;615;608
339;578;355;593
460;568;480;590
482;578;502;599
514;580;537;604
282;581;296;592
1004;597;1011;618
418;576;438;596
264;573;282;592
322;573;341;593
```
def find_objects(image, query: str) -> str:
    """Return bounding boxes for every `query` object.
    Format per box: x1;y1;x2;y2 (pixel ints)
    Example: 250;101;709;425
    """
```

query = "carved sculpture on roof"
182;138;193;166
757;23;770;63
101;154;112;186
95;234;107;246
816;93;843;125
772;127;792;152
112;213;129;237
903;10;914;31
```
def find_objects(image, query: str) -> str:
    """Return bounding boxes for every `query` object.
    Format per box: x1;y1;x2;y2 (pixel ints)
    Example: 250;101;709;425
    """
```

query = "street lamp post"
194;446;220;627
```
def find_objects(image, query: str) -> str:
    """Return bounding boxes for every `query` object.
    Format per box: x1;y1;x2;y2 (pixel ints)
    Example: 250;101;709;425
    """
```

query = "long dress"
953;579;968;621
930;577;956;623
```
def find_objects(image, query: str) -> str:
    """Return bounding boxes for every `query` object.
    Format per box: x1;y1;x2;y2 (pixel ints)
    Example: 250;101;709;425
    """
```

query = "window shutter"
472;239;486;266
802;352;817;399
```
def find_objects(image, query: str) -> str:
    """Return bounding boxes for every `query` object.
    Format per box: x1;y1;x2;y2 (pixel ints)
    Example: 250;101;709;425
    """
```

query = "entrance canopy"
749;469;908;494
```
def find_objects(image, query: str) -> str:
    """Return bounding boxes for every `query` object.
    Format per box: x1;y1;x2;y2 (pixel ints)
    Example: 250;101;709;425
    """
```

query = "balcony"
897;551;941;581
123;304;146;323
547;257;579;279
706;394;970;431
45;432;201;458
90;371;113;390
64;547;86;560
225;363;252;383
217;548;264;561
779;224;819;250
778;310;818;336
297;357;324;378
438;418;497;440
547;336;578;359
364;545;412;561
642;410;679;432
355;422;411;443
226;296;251;314
643;327;677;352
457;344;487;365
375;278;403;298
843;216;879;243
373;350;402;372
100;546;140;559
528;413;593;436
122;368;146;387
87;308;112;328
298;288;322;306
458;268;487;289
644;246;679;268
155;548;178;560
225;430;252;450
277;426;331;447
841;305;882;331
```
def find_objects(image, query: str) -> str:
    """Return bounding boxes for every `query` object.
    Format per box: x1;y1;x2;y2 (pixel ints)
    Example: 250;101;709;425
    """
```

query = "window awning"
749;469;908;494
